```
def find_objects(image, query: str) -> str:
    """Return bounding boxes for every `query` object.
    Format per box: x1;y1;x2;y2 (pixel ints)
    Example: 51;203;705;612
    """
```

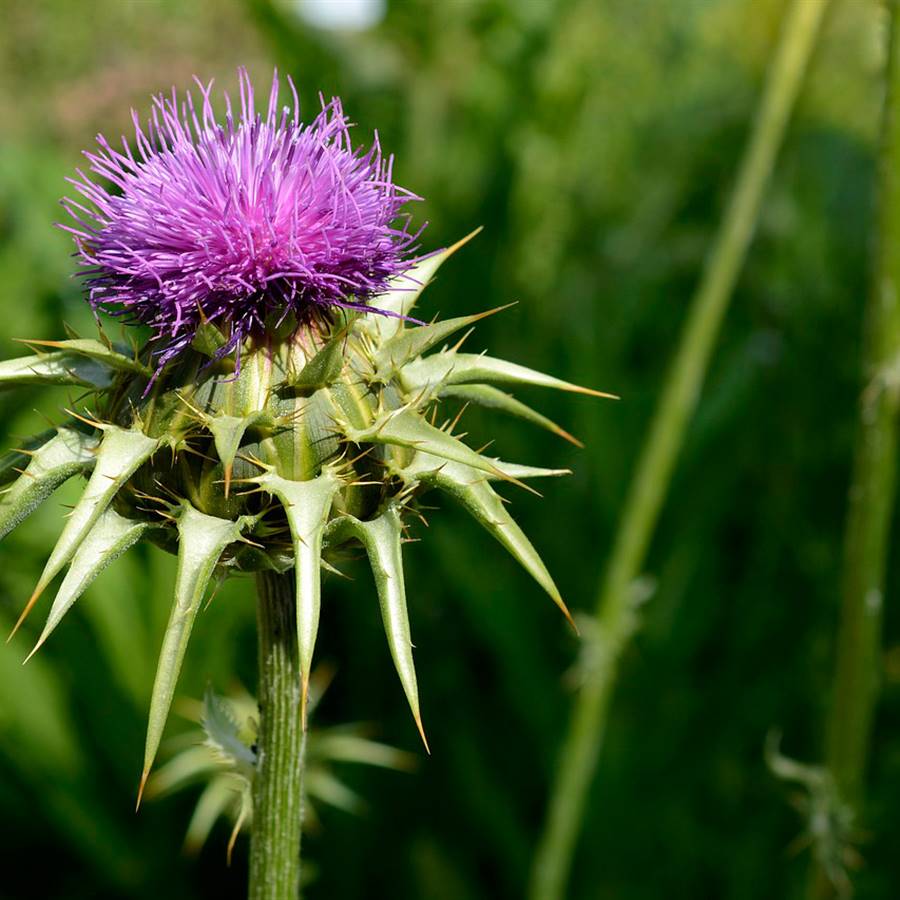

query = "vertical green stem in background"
809;3;900;896
249;570;306;900
529;1;829;897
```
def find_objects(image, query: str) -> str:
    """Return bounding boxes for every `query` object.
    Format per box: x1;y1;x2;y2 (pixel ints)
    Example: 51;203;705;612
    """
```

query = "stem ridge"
249;570;306;900
809;2;900;895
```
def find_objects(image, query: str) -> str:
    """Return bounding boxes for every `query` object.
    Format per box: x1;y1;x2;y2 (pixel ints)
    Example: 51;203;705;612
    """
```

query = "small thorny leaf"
147;679;413;859
765;732;862;897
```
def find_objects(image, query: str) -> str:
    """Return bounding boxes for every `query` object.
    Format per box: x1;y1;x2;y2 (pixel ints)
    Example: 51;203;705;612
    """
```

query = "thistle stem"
529;2;829;897
249;570;306;900
809;3;900;896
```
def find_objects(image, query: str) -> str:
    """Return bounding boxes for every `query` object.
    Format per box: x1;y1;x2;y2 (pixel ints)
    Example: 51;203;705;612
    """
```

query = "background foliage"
1;0;898;897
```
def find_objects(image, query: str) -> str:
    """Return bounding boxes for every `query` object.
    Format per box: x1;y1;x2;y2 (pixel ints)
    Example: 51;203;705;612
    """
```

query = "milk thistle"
0;69;610;897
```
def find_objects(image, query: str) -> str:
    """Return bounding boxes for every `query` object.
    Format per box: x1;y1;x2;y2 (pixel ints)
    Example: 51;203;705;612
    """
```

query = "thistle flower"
61;68;419;369
0;70;613;815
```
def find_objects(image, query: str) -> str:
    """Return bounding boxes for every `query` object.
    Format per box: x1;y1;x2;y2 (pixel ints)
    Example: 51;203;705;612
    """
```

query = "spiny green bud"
0;234;614;784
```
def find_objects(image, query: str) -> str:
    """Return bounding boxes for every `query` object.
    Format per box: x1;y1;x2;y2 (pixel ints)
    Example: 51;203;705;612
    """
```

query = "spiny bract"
0;237;611;785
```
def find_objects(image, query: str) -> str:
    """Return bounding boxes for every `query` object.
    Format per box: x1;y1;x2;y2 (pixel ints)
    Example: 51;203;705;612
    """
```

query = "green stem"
249;570;306;900
529;2;829;897
809;3;900;896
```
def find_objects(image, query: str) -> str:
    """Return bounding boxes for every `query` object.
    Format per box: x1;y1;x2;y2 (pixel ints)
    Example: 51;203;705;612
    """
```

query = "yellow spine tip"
23;636;46;664
135;769;150;812
8;587;43;642
556;597;578;634
415;714;431;755
581;387;619;400
444;226;483;257
556;426;585;449
300;676;309;732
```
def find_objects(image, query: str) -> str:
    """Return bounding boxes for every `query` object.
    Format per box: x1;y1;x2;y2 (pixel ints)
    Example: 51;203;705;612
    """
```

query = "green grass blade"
531;0;830;894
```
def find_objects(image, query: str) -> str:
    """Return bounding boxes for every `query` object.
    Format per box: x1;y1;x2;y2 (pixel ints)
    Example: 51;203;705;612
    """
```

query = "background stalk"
809;2;900;896
529;1;830;897
249;570;306;900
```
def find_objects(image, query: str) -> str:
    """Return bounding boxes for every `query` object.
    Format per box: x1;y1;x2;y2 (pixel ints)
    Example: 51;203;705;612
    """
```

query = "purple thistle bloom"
61;68;422;367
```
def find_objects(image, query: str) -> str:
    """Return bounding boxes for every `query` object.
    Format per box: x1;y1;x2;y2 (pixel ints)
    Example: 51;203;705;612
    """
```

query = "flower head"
61;68;421;366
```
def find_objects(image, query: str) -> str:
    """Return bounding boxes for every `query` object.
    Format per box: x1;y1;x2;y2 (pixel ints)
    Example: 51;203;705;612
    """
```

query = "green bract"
0;234;612;787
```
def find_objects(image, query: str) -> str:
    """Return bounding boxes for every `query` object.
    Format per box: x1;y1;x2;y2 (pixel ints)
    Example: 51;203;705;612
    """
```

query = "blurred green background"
1;0;898;897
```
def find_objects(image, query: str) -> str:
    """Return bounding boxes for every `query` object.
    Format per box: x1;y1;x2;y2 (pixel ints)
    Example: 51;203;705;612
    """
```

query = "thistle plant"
0;69;609;897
